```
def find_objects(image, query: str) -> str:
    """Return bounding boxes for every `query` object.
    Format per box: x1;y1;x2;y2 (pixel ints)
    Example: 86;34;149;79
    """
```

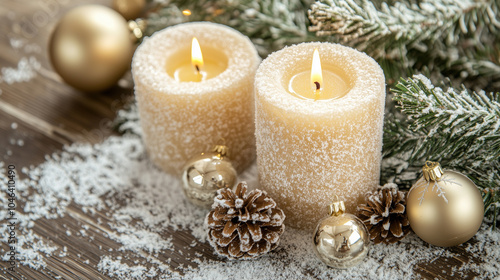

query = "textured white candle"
132;22;260;175
255;42;385;229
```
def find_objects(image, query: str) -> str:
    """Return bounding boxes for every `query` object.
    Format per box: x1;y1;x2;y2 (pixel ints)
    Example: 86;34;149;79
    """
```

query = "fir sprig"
143;0;500;84
308;0;500;83
392;75;500;162
382;75;500;226
309;0;500;57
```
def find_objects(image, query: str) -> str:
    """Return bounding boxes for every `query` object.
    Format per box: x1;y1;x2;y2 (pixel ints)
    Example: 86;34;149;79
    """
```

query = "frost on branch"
308;0;500;58
382;74;500;227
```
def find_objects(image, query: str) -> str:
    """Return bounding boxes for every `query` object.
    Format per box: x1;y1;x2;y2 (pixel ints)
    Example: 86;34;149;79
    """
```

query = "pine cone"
357;183;411;244
206;182;285;260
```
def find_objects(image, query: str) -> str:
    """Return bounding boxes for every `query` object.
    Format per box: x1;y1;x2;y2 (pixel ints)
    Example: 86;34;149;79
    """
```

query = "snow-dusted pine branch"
308;0;500;58
142;0;500;84
308;0;500;83
382;74;500;227
392;74;500;163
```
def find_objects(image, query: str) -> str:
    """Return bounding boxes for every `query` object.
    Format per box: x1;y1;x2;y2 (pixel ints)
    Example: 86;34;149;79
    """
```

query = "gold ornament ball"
407;164;484;247
49;5;134;92
312;200;370;268
112;0;146;20
182;147;237;209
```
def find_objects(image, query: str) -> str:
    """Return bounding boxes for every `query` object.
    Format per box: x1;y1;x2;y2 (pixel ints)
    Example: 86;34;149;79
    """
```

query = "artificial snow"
0;56;40;84
0;103;498;279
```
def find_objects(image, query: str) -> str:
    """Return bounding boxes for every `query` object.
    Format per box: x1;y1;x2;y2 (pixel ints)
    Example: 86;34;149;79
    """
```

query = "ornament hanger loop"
128;19;147;42
211;138;229;158
422;161;444;182
328;195;345;216
212;144;230;158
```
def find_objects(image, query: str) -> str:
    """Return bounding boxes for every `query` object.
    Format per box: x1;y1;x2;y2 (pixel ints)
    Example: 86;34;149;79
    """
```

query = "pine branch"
392;74;500;163
143;0;500;83
308;0;500;84
308;0;500;58
382;74;500;226
447;36;500;79
483;186;500;230
381;113;425;186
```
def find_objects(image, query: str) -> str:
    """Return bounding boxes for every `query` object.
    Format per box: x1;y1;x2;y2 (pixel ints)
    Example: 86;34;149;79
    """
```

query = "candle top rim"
132;22;260;95
255;42;385;115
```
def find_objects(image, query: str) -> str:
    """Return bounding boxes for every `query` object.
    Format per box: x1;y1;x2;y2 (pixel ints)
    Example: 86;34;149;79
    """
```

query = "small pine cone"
205;182;285;260
357;183;411;244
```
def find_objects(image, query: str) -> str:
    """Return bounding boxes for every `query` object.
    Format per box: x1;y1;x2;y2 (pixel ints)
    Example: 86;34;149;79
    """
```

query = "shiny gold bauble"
112;0;146;20
49;5;134;92
407;161;484;247
312;199;370;268
182;145;237;209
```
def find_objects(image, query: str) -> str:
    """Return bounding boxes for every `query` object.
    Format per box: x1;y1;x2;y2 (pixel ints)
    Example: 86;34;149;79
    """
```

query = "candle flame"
191;37;204;72
311;48;323;91
182;9;192;16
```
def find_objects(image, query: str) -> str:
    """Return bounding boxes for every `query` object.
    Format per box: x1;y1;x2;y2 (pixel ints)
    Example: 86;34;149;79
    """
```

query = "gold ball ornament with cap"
49;5;145;92
312;197;370;268
182;145;237;208
112;0;146;20
406;161;484;247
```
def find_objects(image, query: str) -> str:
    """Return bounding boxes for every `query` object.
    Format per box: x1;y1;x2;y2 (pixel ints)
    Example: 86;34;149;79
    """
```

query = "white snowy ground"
0;104;499;279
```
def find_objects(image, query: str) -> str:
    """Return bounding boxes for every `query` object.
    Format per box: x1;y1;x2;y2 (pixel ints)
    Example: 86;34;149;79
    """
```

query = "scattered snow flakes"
0;104;497;279
0;56;40;84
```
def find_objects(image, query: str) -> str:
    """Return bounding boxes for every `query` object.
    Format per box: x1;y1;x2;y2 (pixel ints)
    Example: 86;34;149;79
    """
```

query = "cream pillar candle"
255;42;385;229
132;22;260;175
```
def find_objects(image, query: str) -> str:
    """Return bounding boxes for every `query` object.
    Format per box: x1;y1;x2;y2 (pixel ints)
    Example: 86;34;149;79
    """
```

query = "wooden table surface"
0;1;484;279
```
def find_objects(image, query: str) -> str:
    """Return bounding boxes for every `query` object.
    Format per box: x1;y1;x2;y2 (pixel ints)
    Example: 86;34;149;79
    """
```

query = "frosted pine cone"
357;183;411;244
206;182;285;260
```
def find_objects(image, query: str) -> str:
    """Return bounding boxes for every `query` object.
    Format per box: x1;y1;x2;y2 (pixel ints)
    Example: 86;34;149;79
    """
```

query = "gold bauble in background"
112;0;146;20
407;161;484;247
49;5;134;92
312;198;370;268
182;145;237;209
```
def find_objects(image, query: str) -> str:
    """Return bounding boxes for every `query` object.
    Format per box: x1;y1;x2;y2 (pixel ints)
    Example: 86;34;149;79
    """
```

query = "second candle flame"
191;37;204;72
311;48;323;91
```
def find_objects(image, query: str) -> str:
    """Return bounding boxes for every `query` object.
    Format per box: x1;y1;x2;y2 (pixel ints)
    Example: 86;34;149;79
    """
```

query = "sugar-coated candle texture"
132;22;260;175
255;42;385;229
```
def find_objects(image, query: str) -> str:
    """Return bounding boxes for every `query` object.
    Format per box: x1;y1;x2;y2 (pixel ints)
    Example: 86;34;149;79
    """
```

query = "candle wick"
195;65;200;73
314;81;321;90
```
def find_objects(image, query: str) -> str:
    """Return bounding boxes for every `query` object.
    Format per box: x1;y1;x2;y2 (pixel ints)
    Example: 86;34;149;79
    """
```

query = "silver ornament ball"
312;200;370;268
182;146;237;208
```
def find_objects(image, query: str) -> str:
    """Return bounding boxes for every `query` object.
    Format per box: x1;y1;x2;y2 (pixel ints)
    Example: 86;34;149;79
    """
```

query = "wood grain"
0;1;481;279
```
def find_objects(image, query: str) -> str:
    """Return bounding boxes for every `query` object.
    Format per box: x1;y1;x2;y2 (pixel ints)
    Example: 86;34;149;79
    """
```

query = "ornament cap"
328;196;345;216
128;18;146;42
212;144;230;158
422;161;444;181
182;144;237;208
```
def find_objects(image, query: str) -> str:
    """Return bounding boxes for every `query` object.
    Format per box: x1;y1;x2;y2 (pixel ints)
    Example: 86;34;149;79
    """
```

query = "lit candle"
169;37;226;82
132;22;260;175
255;42;386;229
288;48;349;100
